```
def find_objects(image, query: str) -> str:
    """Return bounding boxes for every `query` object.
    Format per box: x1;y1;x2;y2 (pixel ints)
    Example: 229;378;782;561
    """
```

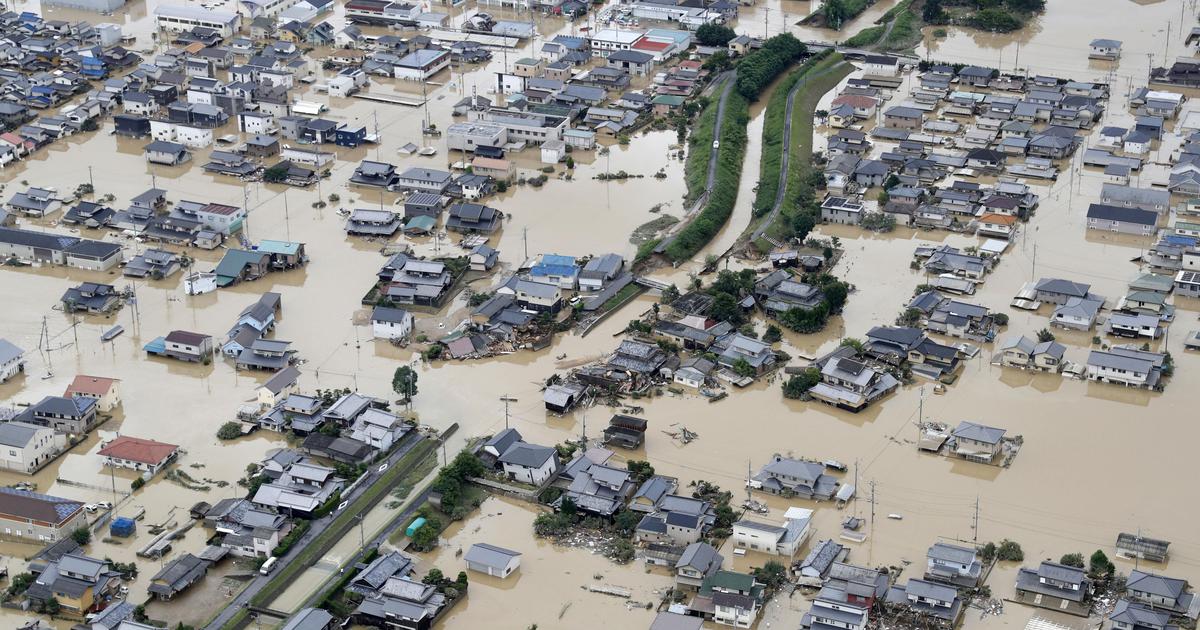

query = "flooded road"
0;0;1198;628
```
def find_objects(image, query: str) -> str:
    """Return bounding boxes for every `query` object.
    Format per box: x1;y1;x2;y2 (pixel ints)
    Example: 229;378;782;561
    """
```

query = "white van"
259;556;279;575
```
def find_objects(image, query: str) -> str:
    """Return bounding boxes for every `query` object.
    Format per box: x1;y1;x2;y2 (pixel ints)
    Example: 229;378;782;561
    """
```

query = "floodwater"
413;495;673;628
0;0;1198;628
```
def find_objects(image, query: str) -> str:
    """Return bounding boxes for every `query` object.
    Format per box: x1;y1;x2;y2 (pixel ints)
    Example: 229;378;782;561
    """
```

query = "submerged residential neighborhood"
0;0;1197;629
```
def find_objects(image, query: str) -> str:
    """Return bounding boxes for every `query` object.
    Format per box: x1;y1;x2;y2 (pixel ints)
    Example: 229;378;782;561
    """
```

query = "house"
144;139;190;165
675;542;723;590
1108;312;1162;339
884;106;924;130
0;487;87;542
252;457;343;516
556;460;635;516
124;249;182;279
732;507;812;557
26;553;120;614
750;455;837;500
148;553;210;600
579;254;625;291
349;408;409;451
715;334;776;376
499;441;558;485
446;202;501;233
155;330;214;362
463;543;521;578
0;339;25;383
1125;570;1199;616
0;422;65;474
885;578;964;626
1034;277;1091;305
1100;183;1170;214
97;436;180;474
925;542;982;587
257;366;301;407
1051;296;1104;330
1087;204;1157;236
1014;561;1092;616
998;335;1036;368
950;421;1005;464
62;282;120;314
977;213;1018;239
516;279;563;313
820;195;865;224
469;244;498;272
1109;599;1173;630
1089;38;1122;60
810;351;900;412
607;50;653;76
692;570;764;628
64;375;121;412
371;306;414;341
18;395;99;434
1086;346;1167;389
7;187;61;217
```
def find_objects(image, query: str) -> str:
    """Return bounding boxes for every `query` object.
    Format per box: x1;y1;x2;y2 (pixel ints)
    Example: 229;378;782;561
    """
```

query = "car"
712;140;720;149
97;501;113;510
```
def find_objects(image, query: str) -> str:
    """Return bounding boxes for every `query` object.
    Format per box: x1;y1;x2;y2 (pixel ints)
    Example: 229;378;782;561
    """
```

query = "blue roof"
531;264;576;277
143;337;166;353
1164;234;1198;246
540;254;576;266
255;240;301;255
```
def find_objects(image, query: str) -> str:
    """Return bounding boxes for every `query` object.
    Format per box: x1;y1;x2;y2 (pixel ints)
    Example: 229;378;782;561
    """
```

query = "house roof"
64;374;117;397
1087;203;1157;227
165;330;211;346
261;366;301;395
1035;277;1090;298
372;306;411;324
499;442;555;468
98;435;179;465
463;543;520;570
0;422;44;448
0;487;83;526
952;421;1005;444
1127;570;1187;600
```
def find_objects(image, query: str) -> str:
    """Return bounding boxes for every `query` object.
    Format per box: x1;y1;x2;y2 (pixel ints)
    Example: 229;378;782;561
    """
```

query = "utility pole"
88;166;94;196
499;395;517;429
869;480;876;529
283;189;290;241
973;496;979;542
523;226;528;260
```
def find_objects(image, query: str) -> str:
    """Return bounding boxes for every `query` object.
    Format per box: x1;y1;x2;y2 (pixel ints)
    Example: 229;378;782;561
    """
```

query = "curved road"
654;70;736;255
752;61;849;243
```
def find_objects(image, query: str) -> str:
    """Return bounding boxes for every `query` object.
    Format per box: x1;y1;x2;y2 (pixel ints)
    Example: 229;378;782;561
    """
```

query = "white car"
712;140;720;149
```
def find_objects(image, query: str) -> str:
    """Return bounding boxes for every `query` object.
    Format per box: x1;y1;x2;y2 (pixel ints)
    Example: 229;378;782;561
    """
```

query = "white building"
732;507;812;557
0;339;25;383
393;49;450;80
154;5;242;37
464;543;521;578
349;408;407;450
370;306;414;341
498;442;558;485
0;423;65;474
588;28;642;57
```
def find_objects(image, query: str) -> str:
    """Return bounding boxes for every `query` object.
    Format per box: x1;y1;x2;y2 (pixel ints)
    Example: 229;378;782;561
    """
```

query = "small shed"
1115;532;1169;562
405;516;427;537
603;414;647;449
464;542;521;578
110;517;136;537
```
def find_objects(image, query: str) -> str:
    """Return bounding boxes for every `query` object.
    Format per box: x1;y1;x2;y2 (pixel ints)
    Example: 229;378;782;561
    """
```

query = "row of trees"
735;34;808;100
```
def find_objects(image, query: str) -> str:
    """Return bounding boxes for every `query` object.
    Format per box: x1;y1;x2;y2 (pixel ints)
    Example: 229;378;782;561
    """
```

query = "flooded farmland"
0;0;1197;627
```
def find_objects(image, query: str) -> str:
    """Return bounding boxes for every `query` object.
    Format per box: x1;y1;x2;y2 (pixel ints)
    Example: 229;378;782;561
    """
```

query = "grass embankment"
844;0;921;51
665;90;750;262
752;70;805;217
755;55;853;251
237;439;440;617
803;0;876;29
684;95;720;205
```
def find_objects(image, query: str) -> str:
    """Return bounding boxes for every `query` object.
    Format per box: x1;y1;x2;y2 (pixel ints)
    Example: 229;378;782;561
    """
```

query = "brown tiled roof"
64;375;118;397
0;488;83;526
98;436;179;465
164;330;210;345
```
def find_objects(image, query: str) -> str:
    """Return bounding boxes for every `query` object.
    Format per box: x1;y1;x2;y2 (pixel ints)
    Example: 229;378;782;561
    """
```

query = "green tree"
1059;553;1084;568
455;571;469;591
565;156;575;169
7;572;34;597
1036;328;1056;343
709;293;745;325
661;284;681;304
71;527;91;545
695;23;737;46
263;163;290;183
410;518;442;551
40;597;60;616
996;539;1024;561
422;568;446;586
823;0;848;28
782;368;821;399
216;421;243;440
763;324;782;344
923;0;946;22
626;460;655;483
393;366;419;401
613;510;641;536
732;358;757;378
1088;550;1115;578
753;561;789;592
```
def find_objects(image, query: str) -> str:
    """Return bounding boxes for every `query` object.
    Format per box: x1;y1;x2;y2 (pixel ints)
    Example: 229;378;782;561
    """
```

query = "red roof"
65;375;118;398
98;436;179;465
632;38;670;52
832;94;877;109
199;203;241;216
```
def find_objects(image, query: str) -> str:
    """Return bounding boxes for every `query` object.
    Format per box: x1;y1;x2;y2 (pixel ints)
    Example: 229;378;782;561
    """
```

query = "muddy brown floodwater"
1;0;1199;628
